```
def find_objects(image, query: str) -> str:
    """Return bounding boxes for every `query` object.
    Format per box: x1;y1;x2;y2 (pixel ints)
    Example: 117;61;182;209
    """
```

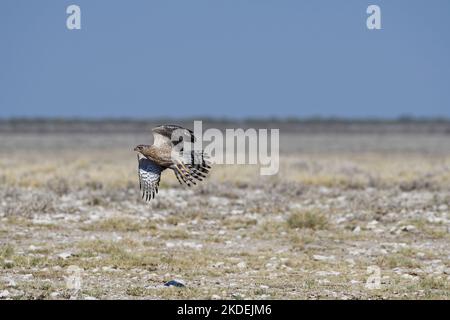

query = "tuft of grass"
408;219;449;240
287;210;328;230
0;244;15;259
76;239;158;269
289;232;315;249
418;277;450;291
126;286;148;297
253;220;286;240
222;217;258;230
0;244;50;269
377;254;421;269
5;216;59;230
158;228;190;240
81;217;157;232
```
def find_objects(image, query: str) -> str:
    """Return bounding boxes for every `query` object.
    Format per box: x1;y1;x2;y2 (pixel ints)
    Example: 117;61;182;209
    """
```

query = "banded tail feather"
175;150;211;186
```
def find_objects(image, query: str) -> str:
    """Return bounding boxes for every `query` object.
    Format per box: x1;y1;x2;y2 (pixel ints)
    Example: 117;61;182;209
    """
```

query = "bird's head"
134;145;146;153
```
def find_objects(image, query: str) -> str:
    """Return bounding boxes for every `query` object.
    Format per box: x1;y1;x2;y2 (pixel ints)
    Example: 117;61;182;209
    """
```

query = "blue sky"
1;0;449;119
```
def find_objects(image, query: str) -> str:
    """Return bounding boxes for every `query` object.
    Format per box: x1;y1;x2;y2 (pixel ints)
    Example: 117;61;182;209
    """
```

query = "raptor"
134;125;211;202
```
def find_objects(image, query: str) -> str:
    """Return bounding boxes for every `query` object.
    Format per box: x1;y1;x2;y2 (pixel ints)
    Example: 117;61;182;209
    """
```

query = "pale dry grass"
2;148;450;191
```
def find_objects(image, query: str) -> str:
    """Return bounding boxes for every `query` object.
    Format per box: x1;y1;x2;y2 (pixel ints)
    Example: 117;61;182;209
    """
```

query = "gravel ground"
0;131;449;299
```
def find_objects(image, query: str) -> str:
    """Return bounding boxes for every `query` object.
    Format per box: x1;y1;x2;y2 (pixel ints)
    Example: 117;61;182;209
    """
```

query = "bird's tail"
174;150;211;186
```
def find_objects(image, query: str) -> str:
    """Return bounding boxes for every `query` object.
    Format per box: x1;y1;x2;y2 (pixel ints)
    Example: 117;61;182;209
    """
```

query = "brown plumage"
134;125;211;202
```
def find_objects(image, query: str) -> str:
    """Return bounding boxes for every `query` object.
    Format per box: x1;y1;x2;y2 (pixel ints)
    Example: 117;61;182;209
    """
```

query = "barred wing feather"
137;157;164;202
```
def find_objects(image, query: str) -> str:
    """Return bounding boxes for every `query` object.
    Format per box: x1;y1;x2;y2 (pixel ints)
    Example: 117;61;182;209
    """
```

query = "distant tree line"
0;117;450;134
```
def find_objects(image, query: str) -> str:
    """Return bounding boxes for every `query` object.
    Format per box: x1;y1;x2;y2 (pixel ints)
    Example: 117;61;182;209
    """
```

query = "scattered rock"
313;255;335;262
400;225;417;232
345;258;356;266
335;217;347;224
0;290;10;298
3;260;14;268
164;280;185;288
212;262;224;268
22;274;33;280
317;279;331;284
57;252;73;260
316;271;340;276
265;262;278;270
366;220;379;230
183;242;203;250
4;278;16;288
237;262;247;269
102;266;117;272
401;274;419;281
416;252;425;258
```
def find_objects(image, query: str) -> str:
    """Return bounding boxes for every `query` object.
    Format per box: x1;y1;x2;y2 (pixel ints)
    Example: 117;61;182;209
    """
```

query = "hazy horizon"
1;115;450;122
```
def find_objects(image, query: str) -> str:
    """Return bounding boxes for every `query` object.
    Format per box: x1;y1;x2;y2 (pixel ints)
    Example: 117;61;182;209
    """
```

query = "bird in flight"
134;125;211;202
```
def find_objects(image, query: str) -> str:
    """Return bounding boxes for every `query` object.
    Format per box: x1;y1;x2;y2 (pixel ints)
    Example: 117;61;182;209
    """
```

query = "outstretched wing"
152;124;196;148
137;156;165;202
151;124;212;187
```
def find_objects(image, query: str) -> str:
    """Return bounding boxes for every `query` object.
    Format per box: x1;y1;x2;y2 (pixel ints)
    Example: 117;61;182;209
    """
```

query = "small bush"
287;209;328;230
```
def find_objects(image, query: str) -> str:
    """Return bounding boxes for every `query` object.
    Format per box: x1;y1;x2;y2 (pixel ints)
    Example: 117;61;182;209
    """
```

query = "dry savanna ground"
0;131;449;299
